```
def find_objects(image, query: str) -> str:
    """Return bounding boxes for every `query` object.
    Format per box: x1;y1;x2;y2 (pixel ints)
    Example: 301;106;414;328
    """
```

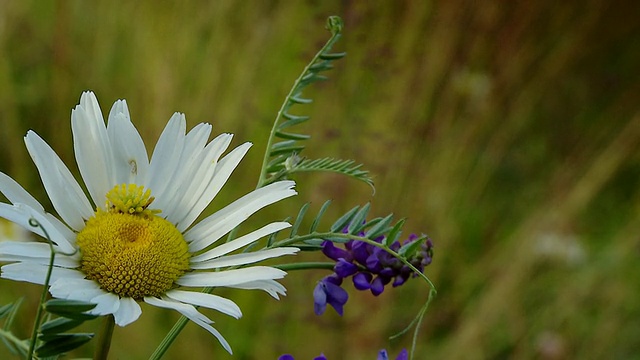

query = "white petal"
112;297;142;326
0;242;79;268
176;266;286;288
165;133;232;226
186;181;297;252
24;131;93;231
89;293;120;316
49;278;104;300
107;100;149;187
144;296;232;354
146;113;186;201
1;262;83;285
44;212;77;248
226;279;287;299
166;289;242;319
175;141;250;232
190;222;291;262
72;91;115;208
158;125;219;221
0;203;76;253
0;172;44;211
191;247;299;269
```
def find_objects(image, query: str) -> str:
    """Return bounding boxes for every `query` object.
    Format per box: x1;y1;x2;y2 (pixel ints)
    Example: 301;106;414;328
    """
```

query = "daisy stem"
148;316;189;360
26;218;55;360
94;315;115;360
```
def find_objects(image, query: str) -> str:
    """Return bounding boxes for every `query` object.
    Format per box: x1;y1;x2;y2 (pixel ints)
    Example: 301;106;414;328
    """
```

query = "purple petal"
396;349;409;360
392;274;408;287
313;282;328;315
313;354;328;360
353;272;372;290
322;240;353;262
279;355;295;360
377;349;390;360
380;267;396;278
325;273;343;286
371;276;386;296
351;241;370;265
366;253;383;272
324;281;349;316
334;259;358;277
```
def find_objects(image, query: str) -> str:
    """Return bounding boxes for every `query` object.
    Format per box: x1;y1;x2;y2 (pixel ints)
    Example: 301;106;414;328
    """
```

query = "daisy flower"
0;91;298;353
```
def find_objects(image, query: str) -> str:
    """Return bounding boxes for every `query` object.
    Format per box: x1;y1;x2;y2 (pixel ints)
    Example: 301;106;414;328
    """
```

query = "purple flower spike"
314;355;328;360
278;355;295;360
314;276;349;315
353;272;372;290
335;258;358;277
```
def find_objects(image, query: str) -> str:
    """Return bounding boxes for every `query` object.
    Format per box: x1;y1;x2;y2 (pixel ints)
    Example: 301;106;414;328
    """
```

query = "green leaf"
278;114;310;129
274;131;311;141
330;205;360;232
45;299;96;314
3;298;23;330
40;317;85;337
296;244;324;251
365;214;394;239
348;203;371;234
290;203;310;238
44;300;98;321
290;157;374;191
384;219;405;247
0;303;14;319
398;237;425;258
36;333;94;357
310;200;332;232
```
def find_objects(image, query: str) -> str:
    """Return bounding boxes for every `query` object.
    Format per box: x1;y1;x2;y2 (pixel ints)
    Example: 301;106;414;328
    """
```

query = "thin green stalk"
26;218;55;360
148;316;189;360
273;262;335;272
94;315;115;360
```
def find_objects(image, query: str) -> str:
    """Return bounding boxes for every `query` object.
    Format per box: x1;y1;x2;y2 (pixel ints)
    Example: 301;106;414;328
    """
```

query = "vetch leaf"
365;214;394;239
39;317;85;337
330;205;360;232
384;219;405;247
290;203;310;238
36;333;94;357
347;203;371;234
310;200;332;233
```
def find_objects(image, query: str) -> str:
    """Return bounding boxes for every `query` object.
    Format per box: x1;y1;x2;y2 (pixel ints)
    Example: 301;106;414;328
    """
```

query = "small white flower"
0;92;298;353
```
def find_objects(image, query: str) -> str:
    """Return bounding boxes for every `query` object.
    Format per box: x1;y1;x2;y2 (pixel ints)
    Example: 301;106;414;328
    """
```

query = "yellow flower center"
76;184;190;300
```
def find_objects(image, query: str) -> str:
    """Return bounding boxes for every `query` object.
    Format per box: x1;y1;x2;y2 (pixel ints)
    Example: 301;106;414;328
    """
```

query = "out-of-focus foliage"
0;1;638;359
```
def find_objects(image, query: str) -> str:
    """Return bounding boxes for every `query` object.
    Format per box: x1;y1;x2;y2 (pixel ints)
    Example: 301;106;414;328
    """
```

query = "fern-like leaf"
292;157;374;191
257;16;346;187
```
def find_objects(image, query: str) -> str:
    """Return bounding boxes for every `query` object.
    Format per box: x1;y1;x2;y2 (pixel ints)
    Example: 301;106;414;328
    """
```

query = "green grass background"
0;1;639;359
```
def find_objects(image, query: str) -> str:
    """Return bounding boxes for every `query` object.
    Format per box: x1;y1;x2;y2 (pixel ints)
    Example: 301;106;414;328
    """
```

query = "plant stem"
273;261;335;272
94;315;115;360
26;218;55;360
148;316;189;360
